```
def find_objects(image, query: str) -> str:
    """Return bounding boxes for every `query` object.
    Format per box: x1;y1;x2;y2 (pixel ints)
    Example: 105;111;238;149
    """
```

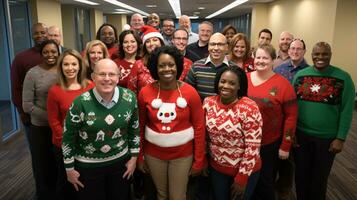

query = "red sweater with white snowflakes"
47;82;94;148
138;82;206;170
203;96;263;186
247;73;298;152
114;58;136;88
127;59;154;95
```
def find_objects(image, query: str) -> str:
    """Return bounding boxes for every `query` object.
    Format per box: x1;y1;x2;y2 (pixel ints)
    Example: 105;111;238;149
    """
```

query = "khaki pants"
145;154;193;200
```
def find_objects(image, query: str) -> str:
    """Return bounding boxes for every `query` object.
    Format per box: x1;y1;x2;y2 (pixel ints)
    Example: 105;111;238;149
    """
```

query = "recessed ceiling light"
198;7;205;10
206;0;248;19
146;5;157;8
194;11;200;14
74;0;99;5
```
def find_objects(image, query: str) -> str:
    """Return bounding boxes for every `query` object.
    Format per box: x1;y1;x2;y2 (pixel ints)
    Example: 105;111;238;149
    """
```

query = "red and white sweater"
203;96;263;186
127;59;154;95
138;82;206;170
114;58;136;88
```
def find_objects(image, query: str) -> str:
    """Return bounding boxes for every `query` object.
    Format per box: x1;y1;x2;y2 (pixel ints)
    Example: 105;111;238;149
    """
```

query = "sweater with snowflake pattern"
293;65;355;140
247;73;298;152
203;96;263;186
62;87;140;170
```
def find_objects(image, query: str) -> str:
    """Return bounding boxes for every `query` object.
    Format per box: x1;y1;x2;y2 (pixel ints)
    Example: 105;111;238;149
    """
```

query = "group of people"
10;12;355;200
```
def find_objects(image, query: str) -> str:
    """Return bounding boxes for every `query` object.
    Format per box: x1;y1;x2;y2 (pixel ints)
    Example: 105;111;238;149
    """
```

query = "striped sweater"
185;57;237;100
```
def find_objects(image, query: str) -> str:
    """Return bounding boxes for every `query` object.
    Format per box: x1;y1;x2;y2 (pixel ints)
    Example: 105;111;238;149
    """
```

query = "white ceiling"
59;0;275;19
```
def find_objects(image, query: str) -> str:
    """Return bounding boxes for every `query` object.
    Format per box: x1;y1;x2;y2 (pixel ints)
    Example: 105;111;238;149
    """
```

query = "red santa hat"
141;25;164;44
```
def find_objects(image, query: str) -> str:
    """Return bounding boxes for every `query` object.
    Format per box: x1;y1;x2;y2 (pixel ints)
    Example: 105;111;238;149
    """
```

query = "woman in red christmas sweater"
138;46;206;200
247;44;297;200
47;49;94;199
228;33;255;72
127;25;165;95
203;67;263;200
113;30;142;88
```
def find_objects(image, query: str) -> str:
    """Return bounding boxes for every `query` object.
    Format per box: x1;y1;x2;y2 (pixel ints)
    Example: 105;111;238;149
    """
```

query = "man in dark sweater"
186;21;213;62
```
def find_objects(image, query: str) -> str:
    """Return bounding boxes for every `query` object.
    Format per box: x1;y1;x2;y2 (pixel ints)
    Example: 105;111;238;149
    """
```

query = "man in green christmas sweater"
62;59;140;200
293;42;355;200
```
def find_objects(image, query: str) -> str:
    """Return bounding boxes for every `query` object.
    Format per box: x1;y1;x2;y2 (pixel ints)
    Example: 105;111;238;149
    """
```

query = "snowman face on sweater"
157;103;176;124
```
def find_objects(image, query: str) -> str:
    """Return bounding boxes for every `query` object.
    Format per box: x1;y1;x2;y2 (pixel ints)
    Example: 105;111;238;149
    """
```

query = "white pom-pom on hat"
123;24;131;30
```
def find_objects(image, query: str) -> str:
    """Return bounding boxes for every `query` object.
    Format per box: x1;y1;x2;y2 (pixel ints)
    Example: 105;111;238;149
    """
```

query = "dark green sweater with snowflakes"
62;87;140;170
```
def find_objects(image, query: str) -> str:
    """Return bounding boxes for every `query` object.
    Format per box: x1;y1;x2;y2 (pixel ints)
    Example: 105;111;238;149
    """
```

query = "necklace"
151;82;187;109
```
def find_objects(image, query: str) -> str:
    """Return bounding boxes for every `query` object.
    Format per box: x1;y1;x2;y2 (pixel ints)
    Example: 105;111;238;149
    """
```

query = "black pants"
294;132;335;200
276;151;295;200
76;158;131;200
28;125;57;200
252;140;280;200
53;147;76;200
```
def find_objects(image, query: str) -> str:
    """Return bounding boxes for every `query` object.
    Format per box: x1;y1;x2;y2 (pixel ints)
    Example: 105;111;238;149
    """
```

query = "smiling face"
32;24;48;47
62;55;80;81
42;43;59;66
233;39;247;59
218;71;239;104
145;37;162;54
208;33;228;64
48;26;61;45
89;45;104;67
288;40;305;63
92;59;120;99
258;32;272;45
198;23;213;43
122;33;138;56
172;30;188;52
312;43;332;71
279;32;293;53
157;53;177;84
163;20;175;36
225;28;236;43
130;14;144;31
254;48;274;72
100;26;116;46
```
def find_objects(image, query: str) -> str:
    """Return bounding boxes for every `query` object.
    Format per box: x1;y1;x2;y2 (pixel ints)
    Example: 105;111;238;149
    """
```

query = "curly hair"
147;46;183;81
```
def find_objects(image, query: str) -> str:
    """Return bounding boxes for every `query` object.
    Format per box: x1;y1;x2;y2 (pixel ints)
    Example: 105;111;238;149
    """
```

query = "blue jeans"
210;166;260;200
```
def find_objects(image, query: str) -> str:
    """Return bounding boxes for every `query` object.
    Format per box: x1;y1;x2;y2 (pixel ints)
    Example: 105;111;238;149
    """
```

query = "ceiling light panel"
168;0;181;18
74;0;99;5
104;0;149;16
205;0;249;19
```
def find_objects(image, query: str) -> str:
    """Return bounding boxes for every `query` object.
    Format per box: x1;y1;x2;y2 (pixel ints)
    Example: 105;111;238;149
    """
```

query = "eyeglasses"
163;25;175;28
173;37;188;41
209;42;227;47
94;72;120;78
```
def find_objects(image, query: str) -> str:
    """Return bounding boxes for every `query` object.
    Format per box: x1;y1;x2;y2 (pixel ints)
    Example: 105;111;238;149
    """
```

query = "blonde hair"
83;40;109;69
57;49;89;89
